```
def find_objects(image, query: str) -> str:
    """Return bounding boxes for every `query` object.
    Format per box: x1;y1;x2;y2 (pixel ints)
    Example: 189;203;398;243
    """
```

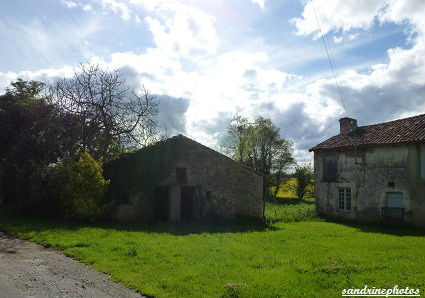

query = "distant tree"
223;115;251;162
49;63;160;161
271;140;295;197
6;79;44;97
223;115;295;196
248;117;283;175
293;163;314;200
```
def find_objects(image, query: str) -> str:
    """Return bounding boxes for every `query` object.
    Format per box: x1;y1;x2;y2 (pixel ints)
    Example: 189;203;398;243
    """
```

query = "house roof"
309;113;425;152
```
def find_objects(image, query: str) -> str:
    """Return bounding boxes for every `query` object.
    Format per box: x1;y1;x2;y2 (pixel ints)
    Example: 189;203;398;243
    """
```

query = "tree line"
0;64;161;218
0;63;313;220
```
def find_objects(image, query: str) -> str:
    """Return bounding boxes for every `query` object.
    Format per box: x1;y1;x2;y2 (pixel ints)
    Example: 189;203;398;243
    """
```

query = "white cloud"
332;33;359;44
292;0;425;37
62;0;77;9
0;65;74;91
83;4;93;11
88;0;220;59
61;0;94;12
143;2;219;59
348;33;359;41
77;46;298;148
333;36;342;44
99;0;132;20
249;0;265;9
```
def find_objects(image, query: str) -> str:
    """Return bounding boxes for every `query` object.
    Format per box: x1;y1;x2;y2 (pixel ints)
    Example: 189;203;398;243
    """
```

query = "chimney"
339;117;357;134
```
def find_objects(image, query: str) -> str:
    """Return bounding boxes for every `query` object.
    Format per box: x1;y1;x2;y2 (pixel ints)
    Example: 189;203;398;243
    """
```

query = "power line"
309;0;349;117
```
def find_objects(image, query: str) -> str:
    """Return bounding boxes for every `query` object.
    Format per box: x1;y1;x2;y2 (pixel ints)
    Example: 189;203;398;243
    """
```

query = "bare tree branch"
49;63;160;160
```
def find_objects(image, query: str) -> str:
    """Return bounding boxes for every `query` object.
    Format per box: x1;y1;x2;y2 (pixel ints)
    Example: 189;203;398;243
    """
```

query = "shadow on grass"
112;218;279;235
322;215;425;237
0;209;278;237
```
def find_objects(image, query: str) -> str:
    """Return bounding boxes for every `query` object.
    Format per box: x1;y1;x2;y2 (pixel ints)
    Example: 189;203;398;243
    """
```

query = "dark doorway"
154;186;170;221
180;186;196;221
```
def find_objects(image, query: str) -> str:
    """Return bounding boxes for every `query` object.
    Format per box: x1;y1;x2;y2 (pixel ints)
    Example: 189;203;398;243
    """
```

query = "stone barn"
309;114;425;228
104;134;264;222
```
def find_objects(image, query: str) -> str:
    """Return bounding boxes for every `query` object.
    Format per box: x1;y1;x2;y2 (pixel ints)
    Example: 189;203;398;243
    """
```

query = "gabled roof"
109;134;264;177
309;113;425;152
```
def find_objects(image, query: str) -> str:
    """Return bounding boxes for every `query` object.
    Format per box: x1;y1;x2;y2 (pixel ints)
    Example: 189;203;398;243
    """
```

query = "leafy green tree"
223;115;251;162
293;163;314;200
223;115;295;196
271;140;295;197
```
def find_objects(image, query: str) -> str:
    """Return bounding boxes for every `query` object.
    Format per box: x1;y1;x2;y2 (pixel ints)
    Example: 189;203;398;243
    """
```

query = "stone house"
309;114;425;228
104;134;264;222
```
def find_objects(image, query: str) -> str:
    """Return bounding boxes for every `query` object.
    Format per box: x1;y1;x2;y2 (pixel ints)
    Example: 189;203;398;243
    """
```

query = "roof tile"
309;113;425;151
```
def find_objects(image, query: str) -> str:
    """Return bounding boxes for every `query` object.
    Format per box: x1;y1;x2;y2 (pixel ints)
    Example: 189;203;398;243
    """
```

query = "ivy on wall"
103;136;189;216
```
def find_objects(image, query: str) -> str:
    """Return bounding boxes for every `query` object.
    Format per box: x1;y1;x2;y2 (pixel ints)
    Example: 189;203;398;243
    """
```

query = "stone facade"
311;115;425;229
106;135;264;222
314;144;425;228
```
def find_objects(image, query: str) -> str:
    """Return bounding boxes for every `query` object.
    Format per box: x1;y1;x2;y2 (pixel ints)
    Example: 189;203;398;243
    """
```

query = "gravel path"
0;232;144;298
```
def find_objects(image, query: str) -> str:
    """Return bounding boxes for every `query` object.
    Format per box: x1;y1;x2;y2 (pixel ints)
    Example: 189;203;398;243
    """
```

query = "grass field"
1;203;424;298
265;197;317;223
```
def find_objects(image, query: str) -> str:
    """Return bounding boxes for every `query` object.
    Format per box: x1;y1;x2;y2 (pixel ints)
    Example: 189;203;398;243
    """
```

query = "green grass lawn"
1;204;424;298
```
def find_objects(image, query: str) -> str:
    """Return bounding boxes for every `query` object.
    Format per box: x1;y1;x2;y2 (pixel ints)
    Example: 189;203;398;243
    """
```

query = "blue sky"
1;0;424;162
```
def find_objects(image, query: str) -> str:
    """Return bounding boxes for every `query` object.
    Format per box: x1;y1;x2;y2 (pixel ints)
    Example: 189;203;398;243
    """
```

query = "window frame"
338;188;352;211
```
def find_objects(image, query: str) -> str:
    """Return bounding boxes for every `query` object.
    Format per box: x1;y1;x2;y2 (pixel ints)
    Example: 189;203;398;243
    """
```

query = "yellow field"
270;178;298;198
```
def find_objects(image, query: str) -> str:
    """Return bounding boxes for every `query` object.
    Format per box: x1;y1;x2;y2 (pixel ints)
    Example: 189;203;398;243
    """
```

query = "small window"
388;181;395;187
338;188;351;211
419;144;425;180
206;191;211;199
323;156;338;182
176;167;187;184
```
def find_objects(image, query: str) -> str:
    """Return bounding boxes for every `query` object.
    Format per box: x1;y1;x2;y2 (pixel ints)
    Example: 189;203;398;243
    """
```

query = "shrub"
304;182;314;200
53;152;109;222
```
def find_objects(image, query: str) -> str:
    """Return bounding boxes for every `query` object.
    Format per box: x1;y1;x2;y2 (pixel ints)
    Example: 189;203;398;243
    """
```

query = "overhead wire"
309;0;349;117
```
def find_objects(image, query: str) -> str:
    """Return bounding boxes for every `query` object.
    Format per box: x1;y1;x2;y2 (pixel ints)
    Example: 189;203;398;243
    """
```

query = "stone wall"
313;143;425;228
169;142;264;220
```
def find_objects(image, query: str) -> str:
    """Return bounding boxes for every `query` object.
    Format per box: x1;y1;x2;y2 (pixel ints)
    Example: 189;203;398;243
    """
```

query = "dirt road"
0;232;144;298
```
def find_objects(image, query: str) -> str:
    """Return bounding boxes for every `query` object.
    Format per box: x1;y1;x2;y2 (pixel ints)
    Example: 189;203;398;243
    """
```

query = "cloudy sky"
1;0;424;162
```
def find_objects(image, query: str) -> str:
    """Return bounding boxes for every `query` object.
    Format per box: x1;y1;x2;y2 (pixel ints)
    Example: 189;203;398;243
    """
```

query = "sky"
0;0;424;162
